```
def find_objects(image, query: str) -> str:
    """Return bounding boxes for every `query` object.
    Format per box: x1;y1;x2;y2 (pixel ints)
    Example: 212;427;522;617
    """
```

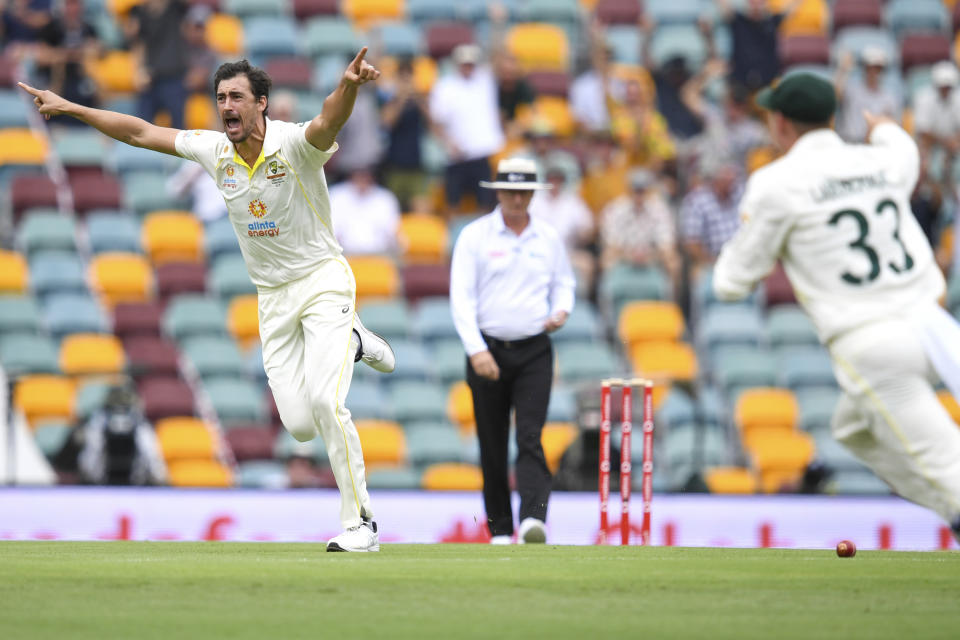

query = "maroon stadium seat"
155;261;208;300
594;0;642;25
70;172;122;215
402;263;450;303
831;0;882;31
11;174;58;219
426;22;475;59
780;36;830;67
0;53;15;87
124;336;181;379
264;57;314;90
292;0;338;20
764;262;796;307
138;376;196;421
955;2;960;33
225;425;276;462
900;34;952;72
188;0;220;11
266;389;282;427
527;71;571;97
113;301;164;339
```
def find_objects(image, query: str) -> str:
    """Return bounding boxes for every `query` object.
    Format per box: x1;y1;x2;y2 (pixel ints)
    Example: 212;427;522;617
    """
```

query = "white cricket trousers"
828;318;960;526
258;257;373;529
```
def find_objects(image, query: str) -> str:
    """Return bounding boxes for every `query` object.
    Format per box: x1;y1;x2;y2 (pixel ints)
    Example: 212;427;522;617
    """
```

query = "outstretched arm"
305;47;381;151
18;81;180;155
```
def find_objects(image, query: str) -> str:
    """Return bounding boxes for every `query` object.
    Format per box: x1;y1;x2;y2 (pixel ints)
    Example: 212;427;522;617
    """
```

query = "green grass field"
0;543;957;639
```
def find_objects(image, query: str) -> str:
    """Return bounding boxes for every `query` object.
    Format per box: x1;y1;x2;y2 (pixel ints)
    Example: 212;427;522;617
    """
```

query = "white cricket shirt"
450;208;576;356
713;123;945;344
175;118;342;287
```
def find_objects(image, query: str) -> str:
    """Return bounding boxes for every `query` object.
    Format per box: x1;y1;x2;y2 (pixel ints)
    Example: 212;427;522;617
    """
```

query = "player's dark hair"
213;60;272;117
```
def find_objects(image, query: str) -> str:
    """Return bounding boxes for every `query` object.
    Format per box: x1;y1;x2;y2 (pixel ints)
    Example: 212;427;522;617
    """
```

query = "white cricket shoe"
353;313;395;373
518;518;546;544
326;519;380;552
490;535;512;545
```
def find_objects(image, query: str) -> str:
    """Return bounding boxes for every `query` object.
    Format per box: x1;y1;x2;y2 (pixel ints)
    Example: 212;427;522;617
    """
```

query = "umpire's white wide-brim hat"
479;157;552;191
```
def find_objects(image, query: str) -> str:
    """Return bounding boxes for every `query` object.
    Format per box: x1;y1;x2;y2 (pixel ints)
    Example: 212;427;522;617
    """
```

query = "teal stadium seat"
366;466;422;489
346;379;389;420
29;252;87;298
164;295;228;340
605;25;643;65
947;275;960;317
111;144;175;176
390;339;431;381
650;24;708;71
599;263;669;318
828;470;890;495
885;0;949;38
0;333;60;376
555;341;621;385
33;423;72;458
546;385;576;422
224;0;290;18
656;387;696;429
404;422;466;466
711;346;778;398
358;299;411;341
274;427;327;462
52;129;108;170
43;293;109;339
301;18;361;59
236;460;290;488
0;297;43;335
245;344;267;384
413;297;459;343
796;387;840;433
662;425;731;489
777;347;836;391
75;381;111;421
407;0;459;23
517;0;580;28
832;27;899;68
696;385;728;429
813;432;868;473
430;339;466;385
389;380;448;423
86;212;141;254
373;22;424;57
244;17;300;59
19;213;78;255
123;172;188;216
693;268;762;314
205;377;268;425
204;217;241;260
182;336;246;379
644;0;702;25
209;254;256;300
697;305;764;353
766;305;819;349
0;90;31;128
552;302;601;344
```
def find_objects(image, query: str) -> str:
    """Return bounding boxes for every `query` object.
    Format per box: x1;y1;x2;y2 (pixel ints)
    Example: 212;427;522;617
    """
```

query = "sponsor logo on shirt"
221;165;238;189
248;199;268;218
265;160;286;186
226;166;235;177
248;219;281;238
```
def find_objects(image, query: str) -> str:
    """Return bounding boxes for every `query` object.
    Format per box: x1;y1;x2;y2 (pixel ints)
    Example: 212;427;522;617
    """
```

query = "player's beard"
223;113;254;143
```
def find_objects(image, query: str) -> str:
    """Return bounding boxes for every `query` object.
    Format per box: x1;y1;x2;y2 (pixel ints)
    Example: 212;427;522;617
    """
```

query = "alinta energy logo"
248;199;268;218
247;198;280;238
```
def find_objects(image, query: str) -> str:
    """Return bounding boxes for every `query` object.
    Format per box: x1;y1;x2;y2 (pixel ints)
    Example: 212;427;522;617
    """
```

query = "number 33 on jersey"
712;123;945;344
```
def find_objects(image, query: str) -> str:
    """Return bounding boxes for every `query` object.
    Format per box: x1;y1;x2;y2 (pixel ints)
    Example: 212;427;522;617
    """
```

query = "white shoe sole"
326;542;380;552
519;523;546;544
353;314;396;373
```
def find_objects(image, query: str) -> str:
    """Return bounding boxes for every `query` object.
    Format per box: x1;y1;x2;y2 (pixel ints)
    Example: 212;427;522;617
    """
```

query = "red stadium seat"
124;336;181;379
265;389;282;427
11;174;58;219
764;262;797;307
139;377;196;421
426;22;475;59
831;0;882;31
402;263;450;303
0;52;15;87
264;57;314;90
224;425;276;462
780;35;830;67
113;301;164;339
155;262;208;300
955;2;960;34
188;0;221;11
901;34;952;72
595;0;641;25
292;0;338;20
527;70;571;97
70;173;123;215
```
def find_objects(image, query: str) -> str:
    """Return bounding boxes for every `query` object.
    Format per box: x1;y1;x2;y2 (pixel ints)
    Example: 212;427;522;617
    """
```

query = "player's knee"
274;398;318;442
310;394;348;430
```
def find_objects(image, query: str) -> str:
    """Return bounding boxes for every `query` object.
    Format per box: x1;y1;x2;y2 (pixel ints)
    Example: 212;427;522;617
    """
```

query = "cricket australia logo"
266;160;287;186
248;199;268;218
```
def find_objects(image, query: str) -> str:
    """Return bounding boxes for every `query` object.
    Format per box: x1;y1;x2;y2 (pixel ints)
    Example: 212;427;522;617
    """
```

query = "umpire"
450;157;576;544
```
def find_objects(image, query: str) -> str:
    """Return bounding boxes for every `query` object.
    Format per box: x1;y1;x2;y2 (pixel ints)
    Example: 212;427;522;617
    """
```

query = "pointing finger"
17;81;40;97
351;47;368;71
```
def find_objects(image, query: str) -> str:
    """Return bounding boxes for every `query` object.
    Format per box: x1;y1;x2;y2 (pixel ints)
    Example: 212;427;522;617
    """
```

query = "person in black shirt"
33;0;99;124
379;56;427;210
717;0;802;92
125;0;188;128
494;51;535;138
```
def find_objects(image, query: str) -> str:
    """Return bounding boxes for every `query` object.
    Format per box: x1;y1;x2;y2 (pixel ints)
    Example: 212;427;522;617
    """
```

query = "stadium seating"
398;214;448;263
0;296;42;334
704;467;758;494
420;462;483;490
87;50;137;92
206;377;269;425
86;213;142;254
182;336;246;379
19;213;78;255
745;430;816;493
209;254;256;299
227;295;260;348
44;293;110;339
506;23;570;72
89;253;155;307
156;262;208;300
401;264;450;301
10;175;58;219
236;460;289;488
412;297;459;343
735;388;799;438
142;212;205;265
446;380;474;432
139;377;196;421
937;390;960;424
60;334;126;376
630;340;698;384
0;251;29;294
389;339;431;380
405;423;466;466
618;301;685;347
164;295;228;340
349;255;400;299
831;0;882;31
366;466;422;489
390;380;448;423
0;334;60;377
225;426;276;462
301;17;361;58
167;459;233;487
243;17;300;59
113;302;164;339
156;417;219;463
356;419;407;466
13;375;75;427
71;173;124;215
541;422;577;473
123;336;182;380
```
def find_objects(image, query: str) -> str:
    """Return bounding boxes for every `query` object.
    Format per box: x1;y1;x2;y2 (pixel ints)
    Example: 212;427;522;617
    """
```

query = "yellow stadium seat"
87;50;137;93
342;0;404;28
0;129;48;166
515;96;575;138
779;0;829;37
937;390;960;425
356;419;407;467
89;252;154;307
541;422;578;473
705;466;758;494
618;301;685;347
14;375;75;427
60;333;126;376
630;340;698;384
156;417;218;463
421;462;484;491
185;93;217;130
413;56;437;94
107;0;141;17
735;388;799;438
142;211;205;265
167;459;234;487
902;106;913;136
398;214;449;264
348;255;400;300
228;295;260;349
744;430;815;493
446;381;475;434
506;23;569;72
0;250;29;293
746;146;778;174
206;13;244;56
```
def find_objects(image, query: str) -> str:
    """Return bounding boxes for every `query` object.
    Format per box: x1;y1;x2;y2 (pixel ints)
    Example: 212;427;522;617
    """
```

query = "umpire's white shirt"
175;118;342;288
713;123;945;343
450;207;576;356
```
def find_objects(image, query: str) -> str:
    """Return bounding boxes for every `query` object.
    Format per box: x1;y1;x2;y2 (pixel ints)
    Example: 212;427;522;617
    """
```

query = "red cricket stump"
641;381;654;546
619;383;633;546
598;381;612;545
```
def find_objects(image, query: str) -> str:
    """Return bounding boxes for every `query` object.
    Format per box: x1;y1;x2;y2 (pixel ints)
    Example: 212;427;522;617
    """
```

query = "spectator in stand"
680;157;744;270
516;118;581;187
835;47;901;143
379;56;428;211
637;17;703;141
182;4;216;95
530;163;595;296
716;0;802;92
329;166;401;255
493;50;536;139
580;128;629;217
126;0;188;129
600;168;679;285
682;59;768;167
32;0;100;126
429;43;504;214
608;75;676;171
913;61;960;188
331;83;383;181
1;0;50;47
570;25;623;132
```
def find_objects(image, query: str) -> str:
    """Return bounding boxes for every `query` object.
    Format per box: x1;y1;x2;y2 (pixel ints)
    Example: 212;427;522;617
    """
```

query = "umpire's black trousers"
467;332;553;537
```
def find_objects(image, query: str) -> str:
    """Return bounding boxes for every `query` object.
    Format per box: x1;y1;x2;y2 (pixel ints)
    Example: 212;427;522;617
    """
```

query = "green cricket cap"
755;72;836;123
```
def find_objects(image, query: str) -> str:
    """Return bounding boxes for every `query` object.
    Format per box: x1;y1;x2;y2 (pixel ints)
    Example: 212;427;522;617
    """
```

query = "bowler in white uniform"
20;49;395;552
713;73;960;537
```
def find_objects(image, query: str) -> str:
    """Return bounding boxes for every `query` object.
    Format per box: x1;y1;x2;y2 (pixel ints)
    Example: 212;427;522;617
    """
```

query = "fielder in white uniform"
713;72;960;538
20;49;396;552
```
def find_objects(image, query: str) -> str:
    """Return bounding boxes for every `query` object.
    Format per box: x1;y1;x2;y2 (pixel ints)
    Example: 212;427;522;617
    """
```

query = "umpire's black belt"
482;332;547;350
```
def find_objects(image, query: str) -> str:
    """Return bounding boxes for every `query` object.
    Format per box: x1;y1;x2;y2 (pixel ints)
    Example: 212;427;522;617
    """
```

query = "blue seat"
223;0;289;18
209;254;256;300
53;129;107;169
388;380;448;423
650;24;707;71
552;302;601;344
413;297;459;343
600;263;670;319
777;347;836;391
797;387;840;433
244;17;300;58
546;385;576;422
0;296;44;335
429;339;466;385
181;336;246;380
885;0;949;38
204;217;241;260
828;470;890;496
29;251;87;298
205;377;268;425
404;422;465;466
111;144;175;176
122;172;188;216
245;343;267;384
373;21;424;57
407;0;459;23
605;25;644;65
693;268;763;314
19;213;78;255
644;0;702;26
366;466;422;489
555;341;622;384
86;212;141;254
0;90;31;128
656;387;696;428
346;379;390;420
164;294;228;340
517;0;580;26
0;333;60;375
301;18;360;59
358;299;411;340
390;339;432;381
697;305;764;353
43;293;108;339
813;432;868;473
236;460;289;489
661;425;731;489
711;345;778;397
766;305;819;349
75;380;111;421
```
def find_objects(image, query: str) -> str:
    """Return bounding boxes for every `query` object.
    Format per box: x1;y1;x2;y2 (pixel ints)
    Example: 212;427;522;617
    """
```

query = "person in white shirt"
834;47;901;143
429;44;505;214
20;49;396;553
329;167;401;255
713;73;960;538
913;61;960;185
450;157;576;545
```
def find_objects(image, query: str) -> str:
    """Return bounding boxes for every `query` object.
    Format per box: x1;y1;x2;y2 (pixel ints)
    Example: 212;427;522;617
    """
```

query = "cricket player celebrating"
19;49;395;552
713;72;960;538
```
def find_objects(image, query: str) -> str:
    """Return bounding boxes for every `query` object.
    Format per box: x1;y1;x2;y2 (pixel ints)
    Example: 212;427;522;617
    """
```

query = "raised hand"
343;47;381;87
18;82;70;120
